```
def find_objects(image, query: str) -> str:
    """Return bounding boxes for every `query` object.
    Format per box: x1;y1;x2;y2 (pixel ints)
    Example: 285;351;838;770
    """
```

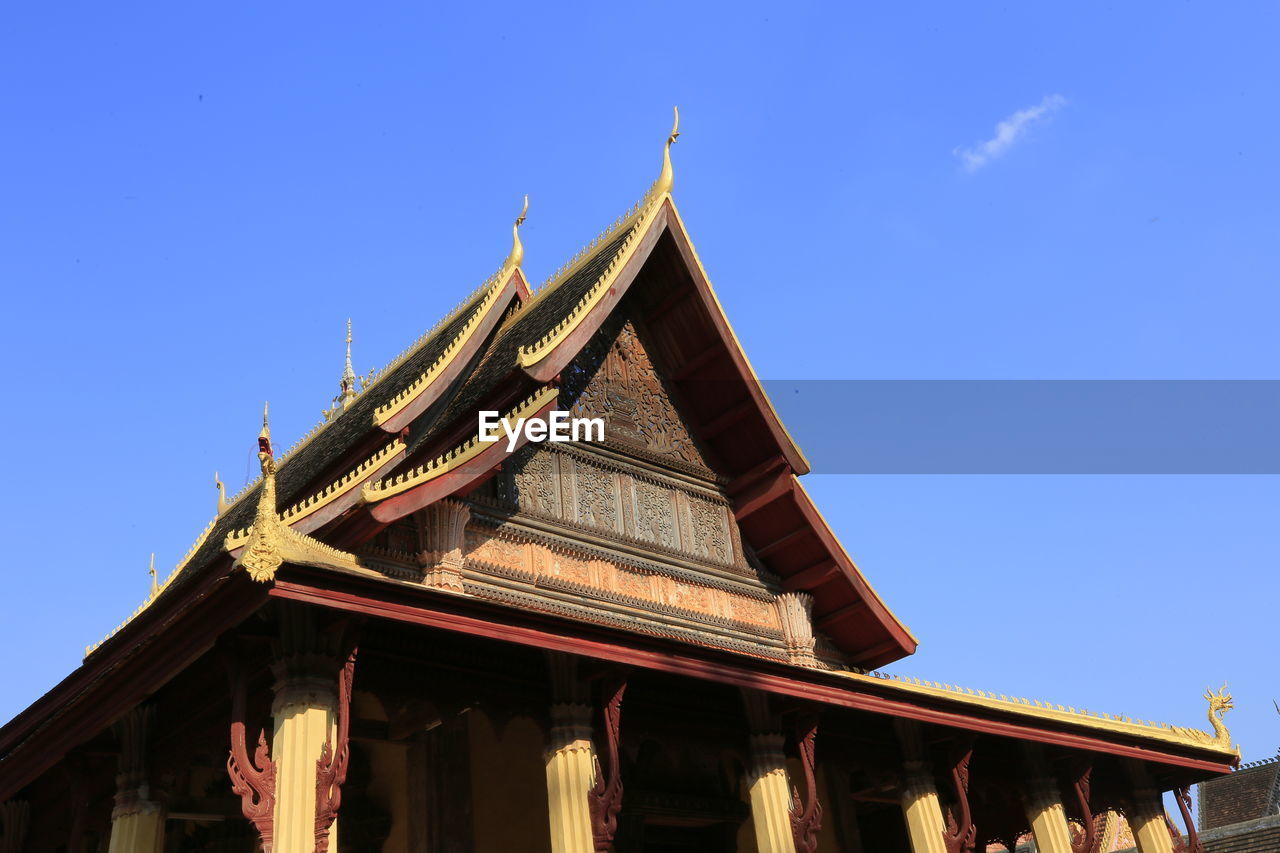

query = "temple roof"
0;123;1234;805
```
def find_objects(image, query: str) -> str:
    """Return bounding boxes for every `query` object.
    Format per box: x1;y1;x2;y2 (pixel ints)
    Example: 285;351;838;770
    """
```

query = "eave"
266;564;1236;783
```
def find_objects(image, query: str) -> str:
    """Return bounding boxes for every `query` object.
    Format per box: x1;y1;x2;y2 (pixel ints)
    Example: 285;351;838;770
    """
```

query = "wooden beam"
757;526;809;558
783;560;840;591
816;600;869;630
701;399;755;440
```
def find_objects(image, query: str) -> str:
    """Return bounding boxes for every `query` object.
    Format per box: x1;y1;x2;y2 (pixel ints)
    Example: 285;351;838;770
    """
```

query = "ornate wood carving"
417;499;470;591
589;674;628;852
776;593;819;667
1067;760;1097;853
789;715;822;853
226;658;275;852
943;735;976;853
563;315;709;469
1170;786;1203;853
315;646;357;853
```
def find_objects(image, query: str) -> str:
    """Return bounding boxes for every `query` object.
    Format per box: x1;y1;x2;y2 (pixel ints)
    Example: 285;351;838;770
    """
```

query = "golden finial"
258;402;272;464
652;106;679;198
215;471;228;514
148;553;158;596
504;194;529;271
339;319;357;409
1204;682;1235;749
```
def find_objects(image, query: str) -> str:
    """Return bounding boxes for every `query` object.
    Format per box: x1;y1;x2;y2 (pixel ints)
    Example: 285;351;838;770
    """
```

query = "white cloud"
955;94;1066;172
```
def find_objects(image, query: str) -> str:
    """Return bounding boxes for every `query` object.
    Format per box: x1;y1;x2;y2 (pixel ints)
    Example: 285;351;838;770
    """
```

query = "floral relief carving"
562;315;709;469
512;447;560;517
688;498;730;564
575;460;619;532
632;479;677;549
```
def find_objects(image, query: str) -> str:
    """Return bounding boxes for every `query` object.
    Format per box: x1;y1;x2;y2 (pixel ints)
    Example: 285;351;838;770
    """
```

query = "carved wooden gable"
363;306;834;668
560;312;711;472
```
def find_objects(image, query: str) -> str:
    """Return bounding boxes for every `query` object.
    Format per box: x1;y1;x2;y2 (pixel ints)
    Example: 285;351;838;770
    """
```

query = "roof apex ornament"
215;471;228;515
651;106;679;198
235;402;285;582
1204;682;1236;751
504;194;529;272
226;403;361;582
148;553;157;596
340;319;357;407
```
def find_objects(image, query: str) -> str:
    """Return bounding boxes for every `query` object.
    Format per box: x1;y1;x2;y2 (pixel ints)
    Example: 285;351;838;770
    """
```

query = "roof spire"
504;195;529;272
652;106;679;198
339;319;357;409
215;471;228;515
239;403;283;582
148;552;157;596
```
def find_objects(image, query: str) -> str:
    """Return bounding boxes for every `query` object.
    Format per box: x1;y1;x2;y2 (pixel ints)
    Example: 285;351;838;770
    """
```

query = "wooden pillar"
742;690;798;853
544;652;595;853
1127;761;1175;853
107;705;165;853
1019;744;1073;853
269;605;355;853
893;720;947;853
0;800;30;853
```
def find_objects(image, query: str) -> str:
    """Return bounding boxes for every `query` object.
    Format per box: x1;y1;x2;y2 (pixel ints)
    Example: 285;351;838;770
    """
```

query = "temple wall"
468;710;552;853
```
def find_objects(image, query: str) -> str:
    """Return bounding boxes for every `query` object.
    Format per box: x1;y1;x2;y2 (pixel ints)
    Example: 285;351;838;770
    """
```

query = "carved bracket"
1169;786;1203;853
588;673;628;853
315;646;358;853
1067;759;1097;853
225;656;276;853
943;735;976;853
416;499;470;591
789;714;823;853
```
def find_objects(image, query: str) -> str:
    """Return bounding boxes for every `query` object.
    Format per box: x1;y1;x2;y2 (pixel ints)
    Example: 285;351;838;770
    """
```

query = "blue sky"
2;1;1276;768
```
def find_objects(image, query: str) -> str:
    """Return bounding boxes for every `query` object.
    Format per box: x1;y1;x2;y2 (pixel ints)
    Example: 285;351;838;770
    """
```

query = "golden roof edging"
517;193;666;368
83;517;218;659
361;384;559;503
791;476;918;646
224;435;408;548
839;670;1239;756
661;199;812;474
211;266;511;525
371;271;511;427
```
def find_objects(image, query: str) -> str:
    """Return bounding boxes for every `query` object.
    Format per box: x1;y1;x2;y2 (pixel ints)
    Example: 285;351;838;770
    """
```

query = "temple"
0;111;1239;853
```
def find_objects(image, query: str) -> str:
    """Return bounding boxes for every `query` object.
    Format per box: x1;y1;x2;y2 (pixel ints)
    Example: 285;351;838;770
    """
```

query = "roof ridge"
212;265;509;523
853;669;1233;752
517;192;667;367
84;517;217;659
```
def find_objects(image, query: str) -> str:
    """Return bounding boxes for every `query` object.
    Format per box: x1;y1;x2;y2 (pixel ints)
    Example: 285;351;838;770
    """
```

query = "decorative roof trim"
84;517;217;659
371;272;510;428
224;407;361;583
224;436;407;547
517;193;665;368
362;385;559;503
843;669;1240;757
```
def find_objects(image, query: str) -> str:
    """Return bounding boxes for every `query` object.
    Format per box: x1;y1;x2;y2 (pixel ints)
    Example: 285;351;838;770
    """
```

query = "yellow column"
271;669;338;853
1125;761;1174;853
746;732;799;853
544;703;596;853
106;706;165;853
894;720;947;853
1020;744;1073;853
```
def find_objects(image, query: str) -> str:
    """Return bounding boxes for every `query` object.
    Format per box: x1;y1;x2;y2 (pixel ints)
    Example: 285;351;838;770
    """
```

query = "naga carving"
588;674;628;852
1067;760;1097;853
1169;786;1203;853
1204;683;1234;747
943;736;976;853
226;657;276;852
789;716;823;853
315;647;357;853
